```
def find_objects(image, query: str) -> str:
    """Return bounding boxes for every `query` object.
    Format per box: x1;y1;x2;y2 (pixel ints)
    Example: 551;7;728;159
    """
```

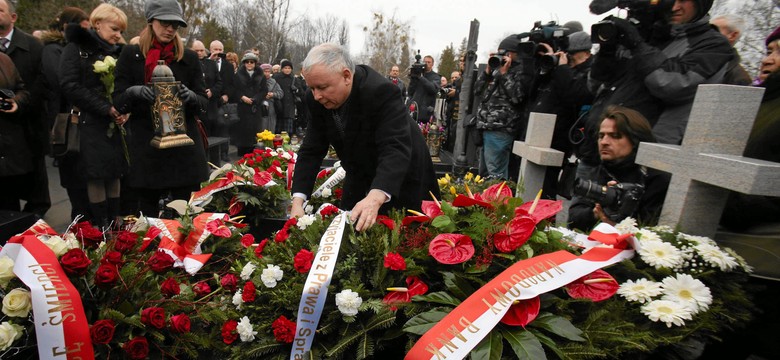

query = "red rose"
170;313;191;333
274;229;289;243
240;234;255;248
90;319;116;344
293;249;314;273
221;273;238;291
272;315;297;343
101;251;123;265
242;281;256;303
94;264;119;288
160;277;180;297
114;230;138;253
147;251;175;273
383;252;407;271
254;238;269;258
123;336;149;360
193;281;211;298
60;248;92;276
140;307;166;329
72;221;103;248
222;320;239;344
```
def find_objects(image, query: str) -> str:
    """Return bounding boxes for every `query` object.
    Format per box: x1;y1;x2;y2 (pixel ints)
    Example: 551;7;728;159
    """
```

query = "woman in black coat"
60;4;128;229
41;7;90;222
0;53;30;211
230;52;267;156
112;0;208;217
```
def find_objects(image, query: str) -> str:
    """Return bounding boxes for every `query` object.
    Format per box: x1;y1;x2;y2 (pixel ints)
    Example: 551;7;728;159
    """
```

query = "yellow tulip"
450;186;456;195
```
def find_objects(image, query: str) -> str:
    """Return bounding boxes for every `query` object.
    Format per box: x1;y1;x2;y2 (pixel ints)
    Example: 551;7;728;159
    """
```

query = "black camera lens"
488;56;502;69
591;21;618;45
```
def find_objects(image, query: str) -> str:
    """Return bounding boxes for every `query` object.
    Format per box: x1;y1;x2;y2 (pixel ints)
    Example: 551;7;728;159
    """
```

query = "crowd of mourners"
0;0;777;237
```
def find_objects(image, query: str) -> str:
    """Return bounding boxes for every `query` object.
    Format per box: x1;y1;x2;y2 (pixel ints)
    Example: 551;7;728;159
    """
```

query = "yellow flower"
474;175;483;184
257;130;275;141
437;177;448;186
464;172;474;181
449;186;456;195
2;288;31;318
93;60;109;73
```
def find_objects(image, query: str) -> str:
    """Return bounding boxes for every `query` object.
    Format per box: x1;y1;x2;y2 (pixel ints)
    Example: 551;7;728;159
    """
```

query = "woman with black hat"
60;3;128;229
230;52;267;156
112;0;208;217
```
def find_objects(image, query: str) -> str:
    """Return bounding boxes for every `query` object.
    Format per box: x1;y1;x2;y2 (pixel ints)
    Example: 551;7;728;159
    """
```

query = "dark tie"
0;38;9;53
332;111;345;139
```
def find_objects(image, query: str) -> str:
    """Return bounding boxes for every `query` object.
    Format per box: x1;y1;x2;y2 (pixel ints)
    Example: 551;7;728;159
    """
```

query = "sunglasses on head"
158;20;181;30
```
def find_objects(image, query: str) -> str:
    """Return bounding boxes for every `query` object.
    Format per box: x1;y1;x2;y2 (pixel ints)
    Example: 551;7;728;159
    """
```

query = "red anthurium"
565;269;619;302
401;200;443;226
253;170;273;186
206;219;232;238
451;194;493;209
494;215;536;253
500;296;541;327
228;196;244;216
376;215;395;230
429;234;475;264
516;199;563;224
383;276;429;309
481;182;513;204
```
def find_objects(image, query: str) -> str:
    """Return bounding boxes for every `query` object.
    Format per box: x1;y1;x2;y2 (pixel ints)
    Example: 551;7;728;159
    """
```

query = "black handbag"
217;103;239;126
50;107;80;157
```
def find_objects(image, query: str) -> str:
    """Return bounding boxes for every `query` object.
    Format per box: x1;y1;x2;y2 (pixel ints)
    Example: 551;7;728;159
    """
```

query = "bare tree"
362;11;413;74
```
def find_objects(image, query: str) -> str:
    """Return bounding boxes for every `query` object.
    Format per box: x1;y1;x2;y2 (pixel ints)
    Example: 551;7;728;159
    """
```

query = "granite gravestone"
513;113;564;202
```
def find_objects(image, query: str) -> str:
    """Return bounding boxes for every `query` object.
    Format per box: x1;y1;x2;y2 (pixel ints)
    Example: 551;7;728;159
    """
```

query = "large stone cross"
513;112;564;202
636;85;780;238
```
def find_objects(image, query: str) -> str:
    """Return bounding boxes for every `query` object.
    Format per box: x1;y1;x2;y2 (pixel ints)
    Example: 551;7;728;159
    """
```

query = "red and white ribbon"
405;223;635;360
0;236;93;359
146;213;224;275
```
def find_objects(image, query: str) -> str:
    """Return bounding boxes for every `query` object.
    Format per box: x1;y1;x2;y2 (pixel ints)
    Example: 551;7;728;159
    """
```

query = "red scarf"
144;38;176;84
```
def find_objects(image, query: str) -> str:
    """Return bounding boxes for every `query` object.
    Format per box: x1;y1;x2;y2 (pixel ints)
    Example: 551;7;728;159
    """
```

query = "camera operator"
578;0;733;184
408;54;441;123
568;106;670;231
474;35;534;179
524;30;595;199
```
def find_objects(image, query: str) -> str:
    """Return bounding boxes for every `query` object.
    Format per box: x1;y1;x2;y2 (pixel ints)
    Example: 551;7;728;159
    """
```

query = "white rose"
92;60;109;73
335;289;363;316
103;55;117;67
0;321;24;351
261;265;283;288
321;188;332;198
62;233;81;250
240;262;257;280
236;316;257;342
41;236;69;257
0;256;15;289
2;288;32;318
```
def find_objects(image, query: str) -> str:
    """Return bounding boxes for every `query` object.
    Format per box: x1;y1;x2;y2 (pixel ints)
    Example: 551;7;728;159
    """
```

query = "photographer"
568;106;670;231
474;35;533;179
408;54;441;123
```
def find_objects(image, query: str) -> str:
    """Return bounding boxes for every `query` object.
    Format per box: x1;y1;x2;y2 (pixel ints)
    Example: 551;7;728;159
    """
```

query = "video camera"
589;0;675;46
573;178;645;222
523;21;569;73
0;89;14;111
410;50;426;77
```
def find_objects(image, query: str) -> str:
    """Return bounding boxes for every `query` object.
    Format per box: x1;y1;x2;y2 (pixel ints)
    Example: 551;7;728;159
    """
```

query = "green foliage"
437;43;457;80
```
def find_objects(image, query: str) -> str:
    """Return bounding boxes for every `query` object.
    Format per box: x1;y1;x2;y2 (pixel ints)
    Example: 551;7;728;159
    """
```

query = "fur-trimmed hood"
40;30;65;46
65;25;120;55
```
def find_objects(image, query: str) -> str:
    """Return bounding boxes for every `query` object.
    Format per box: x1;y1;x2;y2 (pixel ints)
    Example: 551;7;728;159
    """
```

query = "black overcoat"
230;67;267;147
292;65;439;212
112;44;208;189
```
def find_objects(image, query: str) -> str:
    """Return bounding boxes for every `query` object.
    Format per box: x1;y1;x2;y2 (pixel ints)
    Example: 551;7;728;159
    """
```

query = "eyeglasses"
244;60;256;64
158;20;181;30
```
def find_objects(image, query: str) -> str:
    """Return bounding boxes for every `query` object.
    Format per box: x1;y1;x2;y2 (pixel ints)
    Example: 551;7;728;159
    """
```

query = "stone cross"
636;84;780;238
513;112;564;202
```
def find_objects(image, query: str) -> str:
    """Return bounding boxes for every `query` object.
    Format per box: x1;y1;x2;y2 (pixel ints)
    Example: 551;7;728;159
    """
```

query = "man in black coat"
290;43;439;231
0;0;49;216
191;40;221;135
209;40;233;161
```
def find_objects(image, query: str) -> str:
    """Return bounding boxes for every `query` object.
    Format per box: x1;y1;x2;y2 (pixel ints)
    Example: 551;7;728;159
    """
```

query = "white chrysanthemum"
261;264;284;288
236;316;257;342
694;243;739;272
661;274;712;314
240;262;257;280
41;235;69;257
304;205;314;214
679;233;717;246
641;299;693;327
232;290;244;310
615;217;638;234
617;278;664;303
636;229;661;243
297;215;316;230
335;289;363;316
321;188;332;198
638;241;683;269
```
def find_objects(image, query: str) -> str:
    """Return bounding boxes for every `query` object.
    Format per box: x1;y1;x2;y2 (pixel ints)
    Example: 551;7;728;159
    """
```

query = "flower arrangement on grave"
256;130;275;148
301;162;345;214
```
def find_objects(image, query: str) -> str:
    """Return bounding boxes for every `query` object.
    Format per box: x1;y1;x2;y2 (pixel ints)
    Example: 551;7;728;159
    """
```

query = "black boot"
107;197;121;231
89;201;108;231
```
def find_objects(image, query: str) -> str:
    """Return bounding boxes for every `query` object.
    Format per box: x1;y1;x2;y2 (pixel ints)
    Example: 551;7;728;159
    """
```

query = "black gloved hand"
178;84;199;106
610;16;643;50
125;85;154;103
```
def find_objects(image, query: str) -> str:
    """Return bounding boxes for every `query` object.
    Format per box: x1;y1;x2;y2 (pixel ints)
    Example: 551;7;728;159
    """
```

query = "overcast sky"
288;0;608;65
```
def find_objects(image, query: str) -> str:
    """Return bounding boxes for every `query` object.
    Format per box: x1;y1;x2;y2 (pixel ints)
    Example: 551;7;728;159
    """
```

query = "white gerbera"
335;289;363;316
617;278;664;303
694;243;739;272
240;262;257;280
261;264;284;288
297;215;316;230
679;233;717;246
232;290;244;310
641;299;693;327
615;217;638;234
636;229;661;243
661;273;712;314
236;316;258;342
638;241;684;269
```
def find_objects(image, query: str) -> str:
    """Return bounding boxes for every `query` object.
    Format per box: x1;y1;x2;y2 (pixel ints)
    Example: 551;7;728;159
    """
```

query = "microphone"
589;0;619;15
